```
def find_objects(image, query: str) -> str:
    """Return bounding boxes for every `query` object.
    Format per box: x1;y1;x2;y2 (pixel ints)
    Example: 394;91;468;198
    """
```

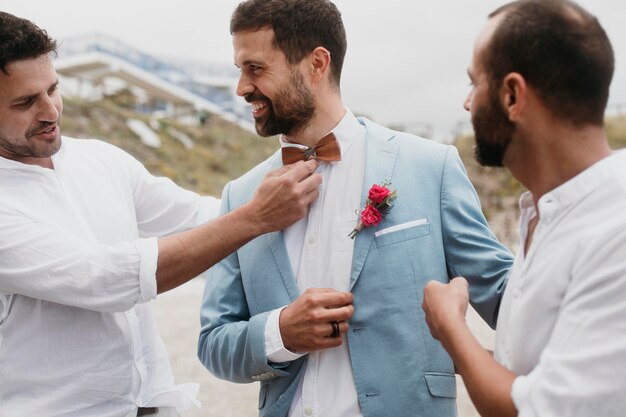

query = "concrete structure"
55;34;255;133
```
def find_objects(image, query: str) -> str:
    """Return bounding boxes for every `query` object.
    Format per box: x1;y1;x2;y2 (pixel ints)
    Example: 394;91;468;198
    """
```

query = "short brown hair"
0;12;57;75
230;0;347;88
486;0;614;126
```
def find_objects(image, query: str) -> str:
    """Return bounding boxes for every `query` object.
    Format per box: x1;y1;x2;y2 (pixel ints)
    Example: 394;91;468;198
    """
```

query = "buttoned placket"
504;194;559;365
297;162;332;417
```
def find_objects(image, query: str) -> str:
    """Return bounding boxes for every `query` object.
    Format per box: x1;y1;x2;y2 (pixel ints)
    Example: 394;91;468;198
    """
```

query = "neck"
506;122;611;206
284;94;345;147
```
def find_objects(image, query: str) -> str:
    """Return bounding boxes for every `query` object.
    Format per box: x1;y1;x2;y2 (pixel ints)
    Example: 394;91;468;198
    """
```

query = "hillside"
61;96;277;196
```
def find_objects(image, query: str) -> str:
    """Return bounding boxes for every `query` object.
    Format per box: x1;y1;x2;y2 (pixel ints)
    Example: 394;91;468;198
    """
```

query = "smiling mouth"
250;101;269;118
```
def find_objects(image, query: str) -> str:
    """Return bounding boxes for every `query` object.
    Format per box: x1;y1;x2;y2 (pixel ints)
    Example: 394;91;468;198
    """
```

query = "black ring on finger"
330;320;340;338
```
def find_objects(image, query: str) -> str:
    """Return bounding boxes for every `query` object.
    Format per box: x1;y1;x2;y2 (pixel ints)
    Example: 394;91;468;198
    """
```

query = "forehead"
232;27;287;66
0;55;57;100
470;15;503;76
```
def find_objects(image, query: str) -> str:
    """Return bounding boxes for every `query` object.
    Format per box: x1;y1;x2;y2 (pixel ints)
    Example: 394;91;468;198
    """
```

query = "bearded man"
197;1;513;416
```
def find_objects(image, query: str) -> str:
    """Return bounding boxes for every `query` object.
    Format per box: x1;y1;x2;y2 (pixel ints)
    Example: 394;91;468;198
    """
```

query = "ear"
500;72;527;121
309;47;332;83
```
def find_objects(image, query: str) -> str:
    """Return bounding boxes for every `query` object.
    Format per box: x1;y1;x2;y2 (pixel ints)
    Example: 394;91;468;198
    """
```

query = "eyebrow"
10;80;59;105
240;59;265;68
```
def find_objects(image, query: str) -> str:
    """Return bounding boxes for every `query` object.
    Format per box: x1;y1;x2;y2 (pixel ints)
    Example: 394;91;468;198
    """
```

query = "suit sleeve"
197;182;290;383
439;146;513;328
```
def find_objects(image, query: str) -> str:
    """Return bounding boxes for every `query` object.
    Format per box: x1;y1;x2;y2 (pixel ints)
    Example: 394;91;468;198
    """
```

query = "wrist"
233;201;267;238
440;317;472;355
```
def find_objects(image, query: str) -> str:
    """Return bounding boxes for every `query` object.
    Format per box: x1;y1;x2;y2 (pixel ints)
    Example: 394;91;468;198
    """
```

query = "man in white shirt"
0;11;322;417
198;1;513;416
422;1;626;416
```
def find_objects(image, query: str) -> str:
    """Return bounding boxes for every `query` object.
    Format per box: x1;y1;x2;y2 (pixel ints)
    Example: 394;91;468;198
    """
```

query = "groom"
198;1;512;416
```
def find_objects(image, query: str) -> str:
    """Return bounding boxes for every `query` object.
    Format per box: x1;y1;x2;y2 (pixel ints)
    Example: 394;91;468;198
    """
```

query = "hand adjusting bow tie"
281;133;341;165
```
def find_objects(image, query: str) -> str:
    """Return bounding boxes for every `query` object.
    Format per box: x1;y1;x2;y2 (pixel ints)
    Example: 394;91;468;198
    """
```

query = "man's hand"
422;277;469;342
280;288;354;352
248;160;322;234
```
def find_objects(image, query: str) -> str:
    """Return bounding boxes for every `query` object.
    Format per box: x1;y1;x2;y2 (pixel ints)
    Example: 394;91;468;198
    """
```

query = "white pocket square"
375;218;429;237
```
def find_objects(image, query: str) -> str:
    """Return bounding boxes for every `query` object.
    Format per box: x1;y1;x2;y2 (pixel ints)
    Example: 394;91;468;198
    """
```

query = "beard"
471;89;515;167
0;120;62;161
246;70;315;137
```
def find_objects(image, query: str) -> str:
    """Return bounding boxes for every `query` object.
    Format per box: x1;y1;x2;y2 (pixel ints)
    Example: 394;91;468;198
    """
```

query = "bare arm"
156;160;321;293
422;278;517;417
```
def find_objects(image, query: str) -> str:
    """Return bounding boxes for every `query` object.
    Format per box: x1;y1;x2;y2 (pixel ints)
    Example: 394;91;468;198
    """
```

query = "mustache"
26;120;59;138
244;92;269;103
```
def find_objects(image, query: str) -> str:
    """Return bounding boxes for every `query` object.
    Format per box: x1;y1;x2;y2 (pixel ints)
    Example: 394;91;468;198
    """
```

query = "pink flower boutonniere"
349;181;398;239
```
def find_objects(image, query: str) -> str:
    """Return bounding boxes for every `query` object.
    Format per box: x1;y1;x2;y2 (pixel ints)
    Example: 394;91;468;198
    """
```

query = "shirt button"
304;407;313;416
307;235;316;245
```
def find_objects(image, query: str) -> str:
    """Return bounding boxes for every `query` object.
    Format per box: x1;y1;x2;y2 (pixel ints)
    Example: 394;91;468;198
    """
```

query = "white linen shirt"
0;137;220;417
264;110;366;417
494;151;626;417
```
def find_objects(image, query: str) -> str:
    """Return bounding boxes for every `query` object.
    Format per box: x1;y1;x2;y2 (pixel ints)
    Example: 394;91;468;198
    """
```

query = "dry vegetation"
61;96;277;196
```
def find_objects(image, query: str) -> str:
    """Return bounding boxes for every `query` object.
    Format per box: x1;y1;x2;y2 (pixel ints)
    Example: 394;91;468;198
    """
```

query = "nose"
235;73;254;98
463;91;472;112
38;94;61;122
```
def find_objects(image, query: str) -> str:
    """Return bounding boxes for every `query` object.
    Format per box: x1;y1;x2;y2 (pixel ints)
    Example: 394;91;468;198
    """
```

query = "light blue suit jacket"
198;118;513;417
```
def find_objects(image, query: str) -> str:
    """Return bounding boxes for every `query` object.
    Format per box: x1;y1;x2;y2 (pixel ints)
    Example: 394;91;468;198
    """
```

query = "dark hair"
486;0;614;126
0;11;57;75
230;0;347;88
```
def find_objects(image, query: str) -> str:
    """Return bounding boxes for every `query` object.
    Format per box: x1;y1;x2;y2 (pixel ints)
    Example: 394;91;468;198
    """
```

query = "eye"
13;97;35;109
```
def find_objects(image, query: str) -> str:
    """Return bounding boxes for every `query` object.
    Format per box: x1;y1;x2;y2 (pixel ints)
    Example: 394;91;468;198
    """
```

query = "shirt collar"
519;151;624;222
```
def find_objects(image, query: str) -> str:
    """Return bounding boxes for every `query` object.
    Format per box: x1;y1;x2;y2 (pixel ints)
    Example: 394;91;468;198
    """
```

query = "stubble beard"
0;120;62;160
253;71;316;138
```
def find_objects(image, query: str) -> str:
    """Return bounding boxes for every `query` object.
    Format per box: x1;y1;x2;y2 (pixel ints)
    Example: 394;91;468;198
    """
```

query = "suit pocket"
424;372;457;398
374;219;430;248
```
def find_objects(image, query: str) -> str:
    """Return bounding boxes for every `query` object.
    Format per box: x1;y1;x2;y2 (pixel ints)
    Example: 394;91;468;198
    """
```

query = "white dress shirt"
0;137;219;417
264;110;366;417
494;151;626;417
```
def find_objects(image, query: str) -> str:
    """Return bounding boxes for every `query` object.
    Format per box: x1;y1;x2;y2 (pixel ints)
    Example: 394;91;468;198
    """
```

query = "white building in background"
55;33;255;134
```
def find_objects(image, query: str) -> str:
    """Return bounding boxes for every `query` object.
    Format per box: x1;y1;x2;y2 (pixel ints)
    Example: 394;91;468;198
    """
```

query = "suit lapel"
350;120;399;290
263;153;300;300
267;231;300;300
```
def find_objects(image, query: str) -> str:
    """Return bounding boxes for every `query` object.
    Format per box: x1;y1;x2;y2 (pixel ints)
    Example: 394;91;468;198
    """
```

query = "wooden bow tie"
281;133;341;165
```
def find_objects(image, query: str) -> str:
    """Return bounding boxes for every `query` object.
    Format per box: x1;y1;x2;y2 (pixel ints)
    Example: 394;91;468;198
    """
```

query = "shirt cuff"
133;237;158;303
264;307;307;363
511;373;534;412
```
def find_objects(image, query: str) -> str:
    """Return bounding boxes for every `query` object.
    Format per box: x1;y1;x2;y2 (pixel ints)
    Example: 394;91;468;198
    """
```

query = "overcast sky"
4;0;625;142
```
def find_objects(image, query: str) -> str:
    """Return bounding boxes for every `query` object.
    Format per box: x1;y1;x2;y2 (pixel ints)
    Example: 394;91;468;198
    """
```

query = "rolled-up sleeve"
0;206;156;312
133;237;159;304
